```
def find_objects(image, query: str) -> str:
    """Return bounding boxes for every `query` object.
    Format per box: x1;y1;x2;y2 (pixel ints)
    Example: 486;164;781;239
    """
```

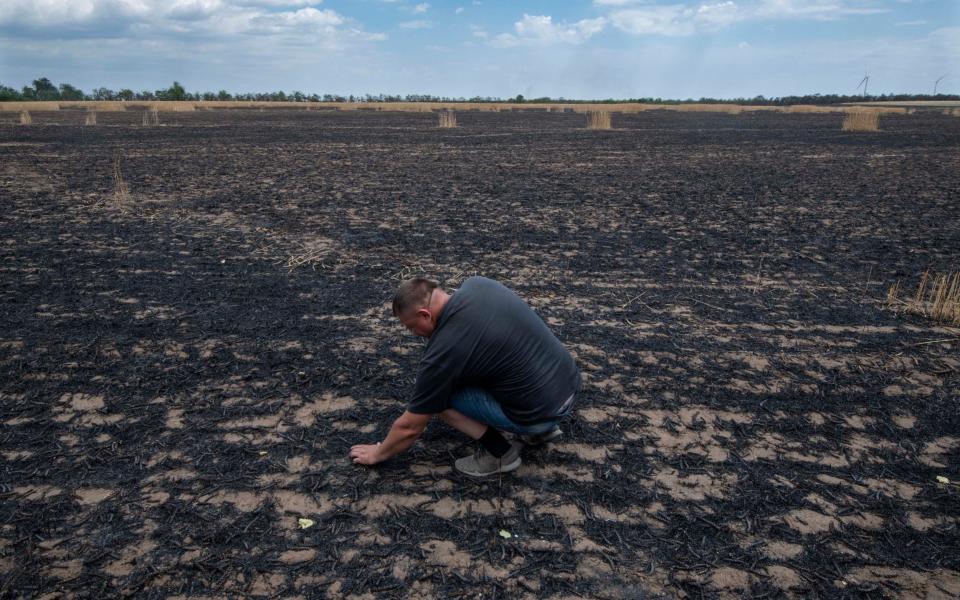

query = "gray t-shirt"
407;277;580;424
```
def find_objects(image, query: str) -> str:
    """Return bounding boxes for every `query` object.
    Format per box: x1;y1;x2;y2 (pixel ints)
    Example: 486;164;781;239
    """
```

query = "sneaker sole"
455;456;521;478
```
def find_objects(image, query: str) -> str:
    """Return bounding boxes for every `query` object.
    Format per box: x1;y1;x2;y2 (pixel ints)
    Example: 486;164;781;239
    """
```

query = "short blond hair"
392;277;439;317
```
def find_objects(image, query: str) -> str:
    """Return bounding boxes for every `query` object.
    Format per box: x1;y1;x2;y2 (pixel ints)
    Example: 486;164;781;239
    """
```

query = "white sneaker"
454;442;522;477
519;426;563;446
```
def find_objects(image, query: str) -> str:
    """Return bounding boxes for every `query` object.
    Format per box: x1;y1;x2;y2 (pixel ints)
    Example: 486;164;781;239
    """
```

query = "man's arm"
349;410;432;465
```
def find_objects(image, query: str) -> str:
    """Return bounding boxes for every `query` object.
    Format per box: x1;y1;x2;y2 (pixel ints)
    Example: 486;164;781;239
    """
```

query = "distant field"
1;109;958;598
854;100;960;108
0;99;922;115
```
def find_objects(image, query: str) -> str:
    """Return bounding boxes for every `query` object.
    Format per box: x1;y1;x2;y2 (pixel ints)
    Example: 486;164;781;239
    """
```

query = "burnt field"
1;108;959;598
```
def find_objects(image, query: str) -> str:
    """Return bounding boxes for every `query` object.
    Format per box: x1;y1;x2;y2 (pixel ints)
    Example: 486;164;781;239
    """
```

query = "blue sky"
1;1;957;99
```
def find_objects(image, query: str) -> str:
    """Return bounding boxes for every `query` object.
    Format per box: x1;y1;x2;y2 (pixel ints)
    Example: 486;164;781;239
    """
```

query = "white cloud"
413;3;429;14
248;7;343;34
608;6;696;36
593;0;651;5
0;1;340;30
0;1;231;27
0;0;383;47
604;0;890;36
455;7;464;15
233;0;325;6
750;0;889;19
0;0;145;27
167;0;228;21
399;19;431;29
696;1;740;27
492;14;607;47
896;20;927;27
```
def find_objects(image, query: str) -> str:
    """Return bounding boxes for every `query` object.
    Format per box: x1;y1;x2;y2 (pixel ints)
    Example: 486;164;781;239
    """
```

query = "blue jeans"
449;387;571;435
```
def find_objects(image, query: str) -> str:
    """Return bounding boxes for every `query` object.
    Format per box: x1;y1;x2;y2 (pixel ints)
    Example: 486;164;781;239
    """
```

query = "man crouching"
349;276;580;477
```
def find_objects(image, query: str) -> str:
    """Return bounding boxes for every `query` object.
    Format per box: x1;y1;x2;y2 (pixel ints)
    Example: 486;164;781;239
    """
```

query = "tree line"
3;77;958;105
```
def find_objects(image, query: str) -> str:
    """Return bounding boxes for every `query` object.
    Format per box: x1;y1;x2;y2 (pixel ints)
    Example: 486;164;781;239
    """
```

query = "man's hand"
348;411;431;467
349;442;383;466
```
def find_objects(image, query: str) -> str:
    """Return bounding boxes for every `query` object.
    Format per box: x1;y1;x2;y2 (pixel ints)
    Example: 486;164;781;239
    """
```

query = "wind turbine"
856;73;870;97
934;74;947;96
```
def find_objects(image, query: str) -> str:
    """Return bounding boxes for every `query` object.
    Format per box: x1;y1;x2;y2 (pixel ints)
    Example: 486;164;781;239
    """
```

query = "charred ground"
1;109;959;598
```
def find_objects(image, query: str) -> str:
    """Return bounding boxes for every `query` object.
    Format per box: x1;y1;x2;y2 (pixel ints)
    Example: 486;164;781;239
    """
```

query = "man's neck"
433;290;451;321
